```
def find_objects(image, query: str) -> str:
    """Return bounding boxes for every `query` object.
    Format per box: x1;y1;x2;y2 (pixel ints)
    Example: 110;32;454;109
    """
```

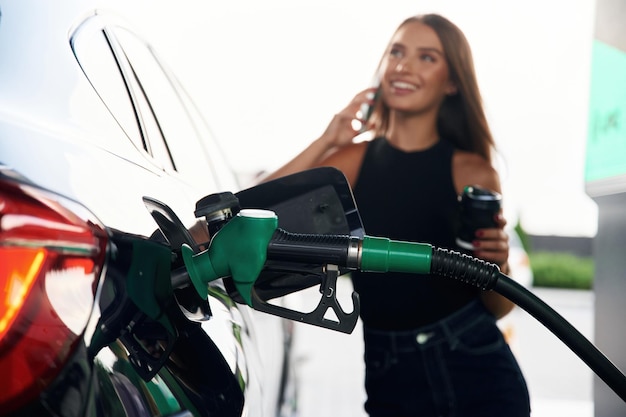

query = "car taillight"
0;175;108;413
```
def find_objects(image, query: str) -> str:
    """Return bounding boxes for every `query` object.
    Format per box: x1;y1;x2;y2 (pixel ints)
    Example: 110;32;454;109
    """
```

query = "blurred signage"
585;40;626;194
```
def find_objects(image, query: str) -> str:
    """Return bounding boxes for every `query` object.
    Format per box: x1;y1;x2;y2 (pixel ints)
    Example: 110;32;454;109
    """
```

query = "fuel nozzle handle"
182;208;501;306
267;228;361;267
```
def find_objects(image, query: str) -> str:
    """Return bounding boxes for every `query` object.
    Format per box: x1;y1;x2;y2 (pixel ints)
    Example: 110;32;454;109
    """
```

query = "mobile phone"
358;76;381;133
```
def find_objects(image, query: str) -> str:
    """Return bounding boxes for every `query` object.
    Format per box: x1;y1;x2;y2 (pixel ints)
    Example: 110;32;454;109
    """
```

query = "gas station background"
113;1;625;414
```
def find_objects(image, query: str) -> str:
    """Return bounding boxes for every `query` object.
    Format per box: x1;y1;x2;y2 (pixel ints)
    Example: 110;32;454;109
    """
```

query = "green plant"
530;252;594;290
514;221;532;253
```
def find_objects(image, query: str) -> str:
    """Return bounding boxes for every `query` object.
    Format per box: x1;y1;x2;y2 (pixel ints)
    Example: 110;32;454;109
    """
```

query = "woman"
264;13;530;416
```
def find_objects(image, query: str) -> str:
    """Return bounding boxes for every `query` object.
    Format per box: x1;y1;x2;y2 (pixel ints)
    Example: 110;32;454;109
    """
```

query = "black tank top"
352;137;479;330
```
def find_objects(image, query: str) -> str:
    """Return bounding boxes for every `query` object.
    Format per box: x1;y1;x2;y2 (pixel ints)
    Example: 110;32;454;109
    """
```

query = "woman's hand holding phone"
318;86;380;150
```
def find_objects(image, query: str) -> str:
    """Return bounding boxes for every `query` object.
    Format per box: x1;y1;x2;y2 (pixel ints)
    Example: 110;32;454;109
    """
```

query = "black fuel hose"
432;246;626;403
494;274;626;402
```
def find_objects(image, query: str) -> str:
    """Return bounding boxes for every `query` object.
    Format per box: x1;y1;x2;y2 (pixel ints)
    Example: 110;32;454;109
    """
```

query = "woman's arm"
260;135;337;183
259;88;377;184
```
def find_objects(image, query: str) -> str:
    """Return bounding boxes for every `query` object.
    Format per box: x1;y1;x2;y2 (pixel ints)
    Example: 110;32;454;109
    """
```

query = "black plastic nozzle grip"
267;228;355;266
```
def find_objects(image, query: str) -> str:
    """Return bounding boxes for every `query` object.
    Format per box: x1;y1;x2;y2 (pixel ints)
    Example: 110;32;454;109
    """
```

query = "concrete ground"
288;279;597;417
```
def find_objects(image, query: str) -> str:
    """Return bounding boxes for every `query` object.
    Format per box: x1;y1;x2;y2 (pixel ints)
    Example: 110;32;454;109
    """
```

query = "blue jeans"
362;300;531;417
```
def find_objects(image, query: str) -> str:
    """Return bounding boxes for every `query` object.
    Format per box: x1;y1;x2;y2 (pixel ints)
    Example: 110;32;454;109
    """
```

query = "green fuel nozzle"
182;209;278;306
182;208;500;309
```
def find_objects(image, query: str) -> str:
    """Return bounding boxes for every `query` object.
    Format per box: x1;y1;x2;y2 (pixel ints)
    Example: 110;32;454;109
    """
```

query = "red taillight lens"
0;247;45;340
0;176;108;413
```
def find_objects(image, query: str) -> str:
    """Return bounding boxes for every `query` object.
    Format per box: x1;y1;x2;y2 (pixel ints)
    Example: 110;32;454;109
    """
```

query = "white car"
0;2;296;416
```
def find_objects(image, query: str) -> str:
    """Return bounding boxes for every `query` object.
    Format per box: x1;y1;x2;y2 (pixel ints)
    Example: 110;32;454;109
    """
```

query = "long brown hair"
372;14;495;161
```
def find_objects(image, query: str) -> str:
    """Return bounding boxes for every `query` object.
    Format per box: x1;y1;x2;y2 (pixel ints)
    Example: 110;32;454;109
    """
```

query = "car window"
70;17;144;152
117;47;176;171
113;28;214;180
71;14;239;193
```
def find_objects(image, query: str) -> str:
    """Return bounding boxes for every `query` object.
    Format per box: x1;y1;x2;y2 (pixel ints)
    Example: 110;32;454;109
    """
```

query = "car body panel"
0;1;294;416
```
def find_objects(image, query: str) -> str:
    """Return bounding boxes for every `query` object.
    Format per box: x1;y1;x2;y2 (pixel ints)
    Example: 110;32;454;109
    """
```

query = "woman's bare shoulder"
452;150;501;193
322;141;370;186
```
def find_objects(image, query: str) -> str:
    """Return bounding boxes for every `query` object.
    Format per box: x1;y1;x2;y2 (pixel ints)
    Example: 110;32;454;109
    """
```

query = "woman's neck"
386;110;439;152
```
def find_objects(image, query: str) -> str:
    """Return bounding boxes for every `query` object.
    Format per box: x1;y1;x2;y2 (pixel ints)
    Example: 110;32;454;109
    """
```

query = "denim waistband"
363;299;494;351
